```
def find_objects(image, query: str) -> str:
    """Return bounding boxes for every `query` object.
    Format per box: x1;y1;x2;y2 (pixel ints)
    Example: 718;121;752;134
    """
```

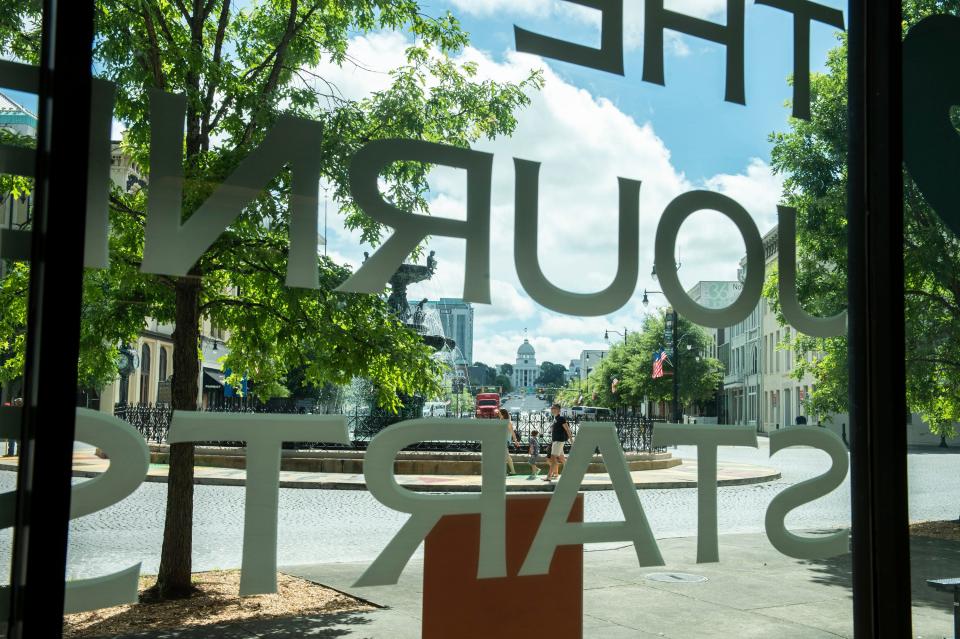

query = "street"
0;440;956;582
499;392;549;417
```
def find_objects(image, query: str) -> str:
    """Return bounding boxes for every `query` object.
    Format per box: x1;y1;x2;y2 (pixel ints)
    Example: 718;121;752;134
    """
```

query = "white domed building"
512;339;539;391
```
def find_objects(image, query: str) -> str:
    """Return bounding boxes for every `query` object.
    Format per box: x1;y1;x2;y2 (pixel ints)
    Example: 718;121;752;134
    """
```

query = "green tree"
0;0;540;598
586;314;722;412
494;373;512;393
470;361;498;386
555;380;584;407
499;362;514;377
534;361;566;388
444;384;474;415
765;0;960;438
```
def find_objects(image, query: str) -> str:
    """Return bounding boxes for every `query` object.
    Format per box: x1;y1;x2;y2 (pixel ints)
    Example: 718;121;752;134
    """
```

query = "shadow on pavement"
802;535;960;614
76;610;375;639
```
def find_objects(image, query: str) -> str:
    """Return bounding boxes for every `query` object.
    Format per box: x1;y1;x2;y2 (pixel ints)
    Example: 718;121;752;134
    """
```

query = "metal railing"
506;412;665;454
115;403;667;454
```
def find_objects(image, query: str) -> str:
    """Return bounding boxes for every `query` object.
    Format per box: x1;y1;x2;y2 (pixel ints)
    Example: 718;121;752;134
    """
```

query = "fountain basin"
138;444;682;475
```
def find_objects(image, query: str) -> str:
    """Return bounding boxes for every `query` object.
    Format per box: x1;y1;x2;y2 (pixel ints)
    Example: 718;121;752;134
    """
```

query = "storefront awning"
203;367;225;390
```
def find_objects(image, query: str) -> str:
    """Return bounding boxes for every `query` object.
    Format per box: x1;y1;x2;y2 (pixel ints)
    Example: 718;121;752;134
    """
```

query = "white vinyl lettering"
166;412;350;596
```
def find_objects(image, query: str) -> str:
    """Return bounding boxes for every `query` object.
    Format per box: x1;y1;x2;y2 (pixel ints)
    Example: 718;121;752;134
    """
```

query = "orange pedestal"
422;493;584;639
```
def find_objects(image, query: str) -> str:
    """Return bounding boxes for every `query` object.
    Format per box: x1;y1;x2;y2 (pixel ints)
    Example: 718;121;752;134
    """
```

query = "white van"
422;401;449;418
580;406;612;421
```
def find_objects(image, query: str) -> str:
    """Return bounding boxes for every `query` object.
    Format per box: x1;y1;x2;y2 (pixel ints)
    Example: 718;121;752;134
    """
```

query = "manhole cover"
644;572;708;583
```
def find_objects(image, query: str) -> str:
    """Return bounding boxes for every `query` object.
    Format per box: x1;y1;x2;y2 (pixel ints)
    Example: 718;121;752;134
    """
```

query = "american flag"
652;349;668;379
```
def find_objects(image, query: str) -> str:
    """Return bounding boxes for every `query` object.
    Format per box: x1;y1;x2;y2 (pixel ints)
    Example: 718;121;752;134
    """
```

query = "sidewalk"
0;452;781;492
88;532;960;638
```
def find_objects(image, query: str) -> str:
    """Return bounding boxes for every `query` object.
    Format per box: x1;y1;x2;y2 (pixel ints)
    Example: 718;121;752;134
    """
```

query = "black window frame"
4;1;914;637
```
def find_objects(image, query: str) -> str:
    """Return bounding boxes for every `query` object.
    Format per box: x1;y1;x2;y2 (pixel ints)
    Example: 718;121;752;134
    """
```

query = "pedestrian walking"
7;397;21;456
527;429;541;479
499;408;521;476
544;403;572;482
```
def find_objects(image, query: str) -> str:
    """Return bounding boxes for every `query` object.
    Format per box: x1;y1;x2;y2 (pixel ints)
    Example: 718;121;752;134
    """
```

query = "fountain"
344;252;462;437
383;251;455;352
152;251;687;475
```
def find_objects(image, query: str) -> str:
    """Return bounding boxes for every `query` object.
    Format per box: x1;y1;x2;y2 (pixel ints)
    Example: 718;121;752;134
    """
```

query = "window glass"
902;2;960;636
0;1;912;637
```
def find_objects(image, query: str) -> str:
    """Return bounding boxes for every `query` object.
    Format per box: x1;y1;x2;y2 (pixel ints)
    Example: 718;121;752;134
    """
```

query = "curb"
0;463;781;492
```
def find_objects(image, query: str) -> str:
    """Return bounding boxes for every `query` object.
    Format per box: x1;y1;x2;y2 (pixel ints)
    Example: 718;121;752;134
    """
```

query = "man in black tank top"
545;403;573;482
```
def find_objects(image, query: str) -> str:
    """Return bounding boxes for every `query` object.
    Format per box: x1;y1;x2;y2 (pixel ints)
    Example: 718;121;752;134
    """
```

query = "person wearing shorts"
527;429;541;478
499;408;521;475
544;403;572;482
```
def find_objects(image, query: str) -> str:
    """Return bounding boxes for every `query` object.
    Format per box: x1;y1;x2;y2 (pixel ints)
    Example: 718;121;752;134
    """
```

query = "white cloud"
314;31;411;98
448;0;729;50
313;31;784;366
704;157;785;233
448;0;557;18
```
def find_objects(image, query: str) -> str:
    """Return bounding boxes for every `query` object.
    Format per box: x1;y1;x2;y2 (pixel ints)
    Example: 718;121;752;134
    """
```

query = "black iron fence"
114;403;173;444
114;402;309;447
506;412;665;454
115;403;666;454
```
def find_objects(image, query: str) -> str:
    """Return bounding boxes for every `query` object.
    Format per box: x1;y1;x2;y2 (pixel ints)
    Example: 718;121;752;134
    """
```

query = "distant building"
409;298;474;365
686;281;741;423
512;339;539;390
1;92;38;281
578;350;608;381
0;92;37;136
688;228;848;433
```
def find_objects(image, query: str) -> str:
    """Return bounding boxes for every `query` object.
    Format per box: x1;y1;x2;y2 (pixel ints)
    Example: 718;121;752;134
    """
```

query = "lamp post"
604;328;629;344
604;329;629;417
669;321;696;424
641;289;662;308
650;255;681;282
644;292;697;423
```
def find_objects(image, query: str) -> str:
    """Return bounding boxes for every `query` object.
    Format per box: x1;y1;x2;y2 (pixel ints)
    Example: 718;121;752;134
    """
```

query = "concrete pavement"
91;532;960;638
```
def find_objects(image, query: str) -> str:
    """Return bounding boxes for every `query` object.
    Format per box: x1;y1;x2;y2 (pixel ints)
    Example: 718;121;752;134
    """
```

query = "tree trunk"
153;275;201;599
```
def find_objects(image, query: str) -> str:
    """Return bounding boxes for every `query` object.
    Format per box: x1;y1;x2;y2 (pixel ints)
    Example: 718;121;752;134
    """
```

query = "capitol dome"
517;339;535;356
513;338;538;391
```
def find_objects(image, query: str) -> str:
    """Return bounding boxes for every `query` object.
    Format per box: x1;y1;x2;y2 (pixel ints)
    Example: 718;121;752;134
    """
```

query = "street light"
604;328;629;344
642;289;663;308
669;331;700;423
651;259;681;283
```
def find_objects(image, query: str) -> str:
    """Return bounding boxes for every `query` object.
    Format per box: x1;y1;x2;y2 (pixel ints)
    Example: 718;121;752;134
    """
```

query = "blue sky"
334;0;848;367
3;1;848;371
435;0;845;180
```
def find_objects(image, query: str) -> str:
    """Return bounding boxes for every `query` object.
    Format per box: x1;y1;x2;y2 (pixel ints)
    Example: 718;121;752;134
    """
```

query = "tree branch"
199;297;294;325
140;3;167;89
172;0;192;23
109;194;146;221
239;1;327;146
905;288;960;318
906;355;960;370
200;0;231;150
